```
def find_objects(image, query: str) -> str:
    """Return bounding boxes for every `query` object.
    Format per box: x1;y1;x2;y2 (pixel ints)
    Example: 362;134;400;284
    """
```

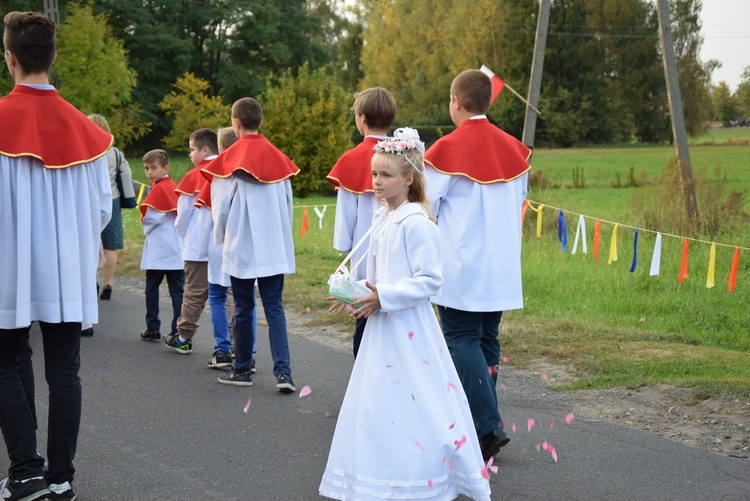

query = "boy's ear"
163;164;170;171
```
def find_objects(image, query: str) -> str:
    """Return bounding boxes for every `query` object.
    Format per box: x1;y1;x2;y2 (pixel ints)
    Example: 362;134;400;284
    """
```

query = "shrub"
260;63;352;197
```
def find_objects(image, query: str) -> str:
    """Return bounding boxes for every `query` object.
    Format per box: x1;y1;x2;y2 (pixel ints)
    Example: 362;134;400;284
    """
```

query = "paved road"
2;289;749;500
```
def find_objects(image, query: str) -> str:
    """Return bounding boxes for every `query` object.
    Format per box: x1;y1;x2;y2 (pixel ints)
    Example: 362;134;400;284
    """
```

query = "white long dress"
320;203;491;501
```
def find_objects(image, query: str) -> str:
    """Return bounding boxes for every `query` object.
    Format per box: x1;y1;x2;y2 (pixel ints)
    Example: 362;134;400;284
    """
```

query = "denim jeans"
208;283;256;355
0;322;81;484
145;269;185;334
439;307;504;437
231;274;291;376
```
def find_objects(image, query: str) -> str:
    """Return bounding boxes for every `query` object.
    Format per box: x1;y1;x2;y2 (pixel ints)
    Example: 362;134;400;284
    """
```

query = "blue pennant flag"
630;228;639;272
558;210;568;252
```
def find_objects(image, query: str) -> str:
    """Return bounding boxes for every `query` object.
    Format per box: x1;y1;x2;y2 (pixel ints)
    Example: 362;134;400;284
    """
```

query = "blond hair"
217;127;238;152
372;151;433;220
88;114;111;134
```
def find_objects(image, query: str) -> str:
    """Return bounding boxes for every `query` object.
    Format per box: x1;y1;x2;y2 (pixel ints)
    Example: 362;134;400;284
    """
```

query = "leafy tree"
260;63;352;196
710;82;737;125
308;0;364;92
158;73;231;152
734;66;750;120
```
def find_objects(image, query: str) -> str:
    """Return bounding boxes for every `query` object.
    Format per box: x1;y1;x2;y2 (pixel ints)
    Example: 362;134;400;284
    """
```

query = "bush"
261;63;353;197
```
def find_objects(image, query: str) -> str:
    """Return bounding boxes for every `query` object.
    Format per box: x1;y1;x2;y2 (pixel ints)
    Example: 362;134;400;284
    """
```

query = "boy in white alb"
424;69;531;462
164;129;218;354
203;98;299;392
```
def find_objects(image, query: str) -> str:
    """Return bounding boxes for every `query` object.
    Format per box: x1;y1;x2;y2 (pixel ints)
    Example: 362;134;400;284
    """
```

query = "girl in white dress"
320;129;491;501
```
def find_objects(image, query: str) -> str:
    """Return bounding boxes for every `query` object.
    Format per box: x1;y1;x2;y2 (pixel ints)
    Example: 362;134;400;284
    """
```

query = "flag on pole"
300;206;310;237
479;65;505;104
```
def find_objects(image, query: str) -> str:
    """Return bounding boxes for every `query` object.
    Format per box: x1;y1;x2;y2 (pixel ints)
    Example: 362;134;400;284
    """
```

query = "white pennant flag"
572;215;587;254
649;232;662;276
313;206;327;229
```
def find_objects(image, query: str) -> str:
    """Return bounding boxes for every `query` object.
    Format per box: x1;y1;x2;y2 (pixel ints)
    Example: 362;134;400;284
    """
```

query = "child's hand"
327;296;352;315
351;282;380;319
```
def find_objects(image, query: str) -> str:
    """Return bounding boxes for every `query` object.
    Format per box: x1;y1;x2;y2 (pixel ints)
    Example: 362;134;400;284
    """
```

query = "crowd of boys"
0;9;530;501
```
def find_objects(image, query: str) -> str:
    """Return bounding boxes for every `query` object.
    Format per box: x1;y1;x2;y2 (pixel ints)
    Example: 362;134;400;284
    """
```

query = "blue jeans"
439;307;504;437
208;283;256;355
231;274;291;376
145;269;185;334
0;323;81;484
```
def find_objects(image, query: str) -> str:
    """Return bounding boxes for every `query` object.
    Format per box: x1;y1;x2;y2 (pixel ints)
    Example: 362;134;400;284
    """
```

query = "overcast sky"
699;0;749;91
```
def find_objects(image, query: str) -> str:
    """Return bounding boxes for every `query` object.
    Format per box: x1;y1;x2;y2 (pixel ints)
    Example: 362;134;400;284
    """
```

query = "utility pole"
44;0;59;24
656;0;699;221
522;0;551;149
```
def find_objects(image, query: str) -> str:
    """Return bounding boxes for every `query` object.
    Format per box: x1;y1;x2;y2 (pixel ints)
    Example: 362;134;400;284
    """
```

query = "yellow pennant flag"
136;183;147;206
607;224;619;264
706;243;716;288
535;204;544;237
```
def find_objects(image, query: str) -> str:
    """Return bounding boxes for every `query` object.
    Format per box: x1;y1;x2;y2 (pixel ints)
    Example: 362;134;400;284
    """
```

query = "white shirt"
333;190;382;280
140;208;183;270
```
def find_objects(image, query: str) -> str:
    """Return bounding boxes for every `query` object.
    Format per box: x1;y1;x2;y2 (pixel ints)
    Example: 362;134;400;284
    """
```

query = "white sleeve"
142;208;169;236
211;177;235;245
175;193;197;238
332;189;358;253
424;166;451;222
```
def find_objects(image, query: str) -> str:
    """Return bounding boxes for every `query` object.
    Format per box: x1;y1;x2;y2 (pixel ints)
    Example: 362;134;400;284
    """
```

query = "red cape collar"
195;179;212;209
175;159;213;196
424;118;532;184
201;134;299;183
0;85;113;168
140;177;178;221
326;137;380;194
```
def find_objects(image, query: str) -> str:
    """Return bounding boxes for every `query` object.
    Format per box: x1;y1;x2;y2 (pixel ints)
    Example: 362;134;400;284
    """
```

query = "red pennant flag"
728;247;740;292
300;206;310;237
678;239;689;282
593;219;601;262
480;65;506;104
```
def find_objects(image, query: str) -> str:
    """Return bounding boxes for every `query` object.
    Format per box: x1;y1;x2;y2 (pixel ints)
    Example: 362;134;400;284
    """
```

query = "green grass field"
118;128;750;398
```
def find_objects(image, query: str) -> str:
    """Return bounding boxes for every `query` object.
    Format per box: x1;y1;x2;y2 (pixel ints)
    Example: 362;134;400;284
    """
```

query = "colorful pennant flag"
536;204;544;238
479;65;506;104
572;215;587;254
728;248;740;292
608;224;619;265
593;219;601;262
706;244;716;288
558;210;568;252
314;205;327;229
630;228;639;272
300;206;310;237
678;239;689;282
650;233;662;276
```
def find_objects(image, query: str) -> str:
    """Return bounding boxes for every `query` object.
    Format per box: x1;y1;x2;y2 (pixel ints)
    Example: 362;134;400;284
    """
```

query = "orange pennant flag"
678;239;689;282
521;200;529;237
300;206;310;237
593;219;601;262
728;247;740;292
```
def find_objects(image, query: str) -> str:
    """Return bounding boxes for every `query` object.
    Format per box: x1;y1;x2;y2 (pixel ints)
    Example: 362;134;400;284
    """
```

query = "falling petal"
502;357;509;364
299;386;312;398
414;441;425;451
408;331;414;340
454;436;467;451
422;359;430;365
480;467;490;480
550;446;558;462
489;464;498;474
449;422;455;429
542;441;550;452
511;423;517;433
447;381;458;391
565;413;574;425
540;373;548;382
324;412;330;418
527;418;536;432
487;457;498;474
386;364;394;368
549;420;554;430
428;479;434;490
243;398;251;413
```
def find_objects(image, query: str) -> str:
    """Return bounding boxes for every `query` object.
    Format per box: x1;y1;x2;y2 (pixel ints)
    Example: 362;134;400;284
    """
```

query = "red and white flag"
480;65;505;104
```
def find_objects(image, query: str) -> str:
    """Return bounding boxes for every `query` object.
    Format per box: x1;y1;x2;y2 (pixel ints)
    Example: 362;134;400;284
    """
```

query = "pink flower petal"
386;364;394;368
540;373;548;382
422;359;430;365
565;413;574;425
480;467;490;480
448;422;455;429
447;381;458;391
511;423;517;433
549;420;554;430
439;346;444;355
243;398;251;413
550;446;558;462
489;464;498;474
502;357;509;364
299;386;312;398
408;331;414;340
527;418;536;432
453;435;467;451
542;441;550;452
414;441;425;451
428;479;434;490
324;412;330;418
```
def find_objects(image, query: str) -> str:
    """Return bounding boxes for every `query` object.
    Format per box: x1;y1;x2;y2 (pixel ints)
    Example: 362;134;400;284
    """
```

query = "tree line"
0;1;748;165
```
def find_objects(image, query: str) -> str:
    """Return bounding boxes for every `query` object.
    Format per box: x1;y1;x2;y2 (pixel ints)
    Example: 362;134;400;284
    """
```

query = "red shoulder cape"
201;134;299;182
0;85;113;168
424;118;531;184
175;159;212;196
140;177;179;221
326;137;380;194
195;179;212;209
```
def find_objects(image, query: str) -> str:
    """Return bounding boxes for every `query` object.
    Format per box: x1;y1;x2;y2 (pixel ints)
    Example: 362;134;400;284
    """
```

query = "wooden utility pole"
522;0;551;149
657;0;699;220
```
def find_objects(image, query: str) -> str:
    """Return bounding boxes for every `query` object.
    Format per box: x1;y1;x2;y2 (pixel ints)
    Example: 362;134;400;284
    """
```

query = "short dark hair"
451;69;492;115
142;149;169;167
353;87;396;130
232;98;262;131
190;128;218;154
3;11;56;75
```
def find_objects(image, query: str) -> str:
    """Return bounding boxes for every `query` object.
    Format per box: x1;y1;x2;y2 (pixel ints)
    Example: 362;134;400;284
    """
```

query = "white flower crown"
373;127;425;156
